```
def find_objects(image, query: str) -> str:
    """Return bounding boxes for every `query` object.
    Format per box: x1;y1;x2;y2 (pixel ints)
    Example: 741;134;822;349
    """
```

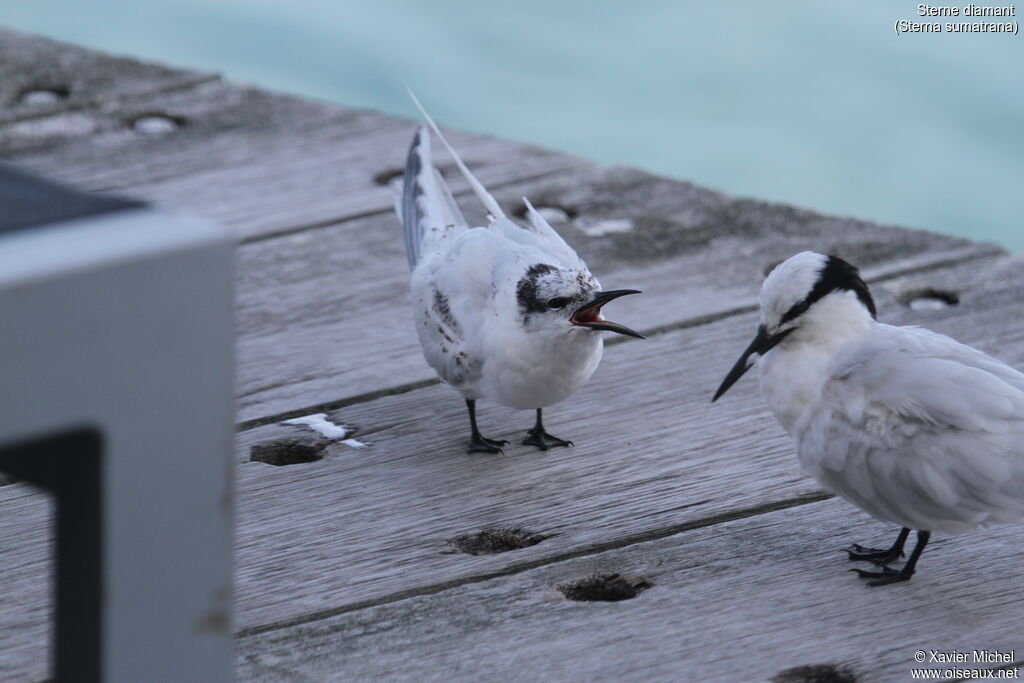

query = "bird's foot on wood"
468;434;509;455
522;429;573;451
845;543;905;566
849;565;912;587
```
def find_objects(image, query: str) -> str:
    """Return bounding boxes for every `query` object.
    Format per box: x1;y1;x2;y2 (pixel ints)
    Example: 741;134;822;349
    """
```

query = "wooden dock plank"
0;28;214;125
236;496;1024;682
234;162;996;423
3;255;1013;679
2;80;586;242
226;254;1024;630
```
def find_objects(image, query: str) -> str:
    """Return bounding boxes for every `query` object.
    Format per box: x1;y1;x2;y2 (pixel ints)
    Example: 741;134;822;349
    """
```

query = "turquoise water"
3;1;1022;250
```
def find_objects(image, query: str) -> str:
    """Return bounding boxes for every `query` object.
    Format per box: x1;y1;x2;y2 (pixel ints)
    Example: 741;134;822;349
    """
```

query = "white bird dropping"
713;251;1024;586
396;89;644;454
283;414;369;450
283;413;350;439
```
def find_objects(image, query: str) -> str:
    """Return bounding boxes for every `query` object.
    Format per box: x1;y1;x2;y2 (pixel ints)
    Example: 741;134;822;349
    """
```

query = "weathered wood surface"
236;497;1024;683
1;29;1021;683
232;254;1024;631
0;28;216;126
2;79;586;243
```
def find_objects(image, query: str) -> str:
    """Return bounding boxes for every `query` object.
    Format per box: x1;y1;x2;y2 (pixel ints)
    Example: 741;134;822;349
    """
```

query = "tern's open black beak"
712;325;794;402
571;289;644;339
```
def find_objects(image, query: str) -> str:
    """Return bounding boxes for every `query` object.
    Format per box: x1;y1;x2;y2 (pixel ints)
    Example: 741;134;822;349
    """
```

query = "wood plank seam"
235;378;439;432
234;248;1004;433
235;495;1024;682
614;245;1002;344
235;490;833;638
236;165;589;246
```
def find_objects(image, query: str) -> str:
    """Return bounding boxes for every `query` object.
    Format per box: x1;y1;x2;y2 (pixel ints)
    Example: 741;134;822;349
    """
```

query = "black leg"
847;527;910;565
465;399;508;454
851;530;931;587
522;408;573;451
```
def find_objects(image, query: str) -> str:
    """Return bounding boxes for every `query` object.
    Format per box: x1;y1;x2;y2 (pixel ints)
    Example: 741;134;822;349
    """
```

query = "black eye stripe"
780;255;877;324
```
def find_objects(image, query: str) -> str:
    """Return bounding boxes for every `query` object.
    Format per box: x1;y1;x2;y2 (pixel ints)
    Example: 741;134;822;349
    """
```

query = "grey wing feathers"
401;129;425;267
401;127;466;268
815;328;1024;533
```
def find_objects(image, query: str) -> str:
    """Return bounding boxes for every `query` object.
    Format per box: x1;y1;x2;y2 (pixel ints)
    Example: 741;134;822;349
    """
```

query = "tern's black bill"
712;325;794;402
571;289;644;339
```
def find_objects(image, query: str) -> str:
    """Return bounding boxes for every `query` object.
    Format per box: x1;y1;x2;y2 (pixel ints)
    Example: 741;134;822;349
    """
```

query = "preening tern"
397;92;643;454
714;251;1024;585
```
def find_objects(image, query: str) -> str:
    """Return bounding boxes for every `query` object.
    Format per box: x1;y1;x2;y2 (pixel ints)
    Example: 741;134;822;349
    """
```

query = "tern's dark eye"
547;297;571;310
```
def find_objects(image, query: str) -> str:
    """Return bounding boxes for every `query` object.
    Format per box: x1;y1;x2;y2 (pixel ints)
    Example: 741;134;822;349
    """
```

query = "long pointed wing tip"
402;87;506;221
403;82;419;104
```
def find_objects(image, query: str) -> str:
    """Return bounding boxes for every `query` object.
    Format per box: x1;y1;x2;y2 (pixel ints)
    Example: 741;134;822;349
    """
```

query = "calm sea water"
3;1;1022;250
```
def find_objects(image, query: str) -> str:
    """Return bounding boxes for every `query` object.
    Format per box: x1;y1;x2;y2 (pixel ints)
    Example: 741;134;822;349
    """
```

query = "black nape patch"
780;255;876;325
516;263;556;322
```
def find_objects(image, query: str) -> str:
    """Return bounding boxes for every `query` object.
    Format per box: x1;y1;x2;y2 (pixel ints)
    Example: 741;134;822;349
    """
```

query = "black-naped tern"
714;251;1024;585
397;91;643;454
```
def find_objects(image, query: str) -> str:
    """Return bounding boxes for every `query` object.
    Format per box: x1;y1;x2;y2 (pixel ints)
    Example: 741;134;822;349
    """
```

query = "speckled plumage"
396;92;640;452
401;128;603;409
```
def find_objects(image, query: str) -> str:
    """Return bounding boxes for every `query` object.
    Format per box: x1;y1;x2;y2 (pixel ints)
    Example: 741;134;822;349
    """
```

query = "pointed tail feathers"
400;89;584;272
404;85;506;221
401;127;466;268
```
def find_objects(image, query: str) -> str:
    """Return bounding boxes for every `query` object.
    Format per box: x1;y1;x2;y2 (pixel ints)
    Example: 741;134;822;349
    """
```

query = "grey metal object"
0;164;234;681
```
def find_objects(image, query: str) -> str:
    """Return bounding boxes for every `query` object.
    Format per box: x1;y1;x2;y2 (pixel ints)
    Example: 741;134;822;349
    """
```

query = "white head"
713;251;876;401
513;262;643;339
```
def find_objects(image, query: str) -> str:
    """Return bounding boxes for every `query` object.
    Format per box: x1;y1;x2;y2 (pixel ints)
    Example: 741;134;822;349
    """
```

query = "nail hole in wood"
250;438;326;466
130;113;184;135
445;527;549;555
373;163;462;187
899;287;960;311
557;572;651;602
511;203;578;222
373;168;404;187
771;663;857;683
17;86;70;106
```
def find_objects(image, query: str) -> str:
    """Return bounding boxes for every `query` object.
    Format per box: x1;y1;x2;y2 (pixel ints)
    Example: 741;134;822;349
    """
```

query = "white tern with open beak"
713;251;1024;585
396;91;643;454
